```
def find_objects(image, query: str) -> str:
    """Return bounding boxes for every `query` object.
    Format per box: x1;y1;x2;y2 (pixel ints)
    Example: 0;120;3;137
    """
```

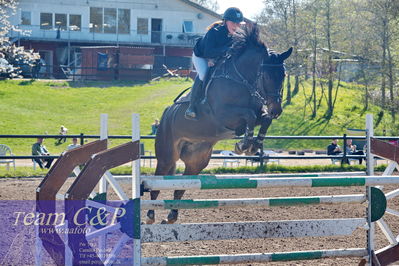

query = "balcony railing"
8;24;204;47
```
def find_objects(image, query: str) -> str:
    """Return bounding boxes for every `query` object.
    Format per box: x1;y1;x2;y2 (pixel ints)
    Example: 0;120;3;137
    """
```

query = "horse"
147;24;292;224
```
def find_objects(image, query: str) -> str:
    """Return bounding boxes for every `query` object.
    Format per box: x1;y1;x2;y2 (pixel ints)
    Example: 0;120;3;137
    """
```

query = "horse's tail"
173;87;191;103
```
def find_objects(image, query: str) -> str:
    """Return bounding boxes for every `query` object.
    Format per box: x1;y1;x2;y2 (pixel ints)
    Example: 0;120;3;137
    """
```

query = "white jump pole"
132;114;141;266
99;113;108;262
365;114;374;266
366;114;374;176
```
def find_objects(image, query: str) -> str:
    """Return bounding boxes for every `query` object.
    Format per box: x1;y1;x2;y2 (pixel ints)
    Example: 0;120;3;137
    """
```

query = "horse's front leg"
248;116;273;155
217;106;257;155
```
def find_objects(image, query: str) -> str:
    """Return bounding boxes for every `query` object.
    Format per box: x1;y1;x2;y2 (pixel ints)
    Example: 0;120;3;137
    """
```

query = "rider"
184;7;245;120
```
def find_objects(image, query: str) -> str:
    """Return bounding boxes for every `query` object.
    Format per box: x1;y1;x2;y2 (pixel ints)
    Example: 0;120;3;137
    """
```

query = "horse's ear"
280;47;293;61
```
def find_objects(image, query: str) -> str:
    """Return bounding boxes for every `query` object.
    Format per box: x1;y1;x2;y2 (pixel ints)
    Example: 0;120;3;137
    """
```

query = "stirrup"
185;109;198;121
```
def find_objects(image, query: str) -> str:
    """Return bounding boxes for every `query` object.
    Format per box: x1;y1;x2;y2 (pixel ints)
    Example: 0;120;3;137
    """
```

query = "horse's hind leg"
163;142;214;224
146;161;176;224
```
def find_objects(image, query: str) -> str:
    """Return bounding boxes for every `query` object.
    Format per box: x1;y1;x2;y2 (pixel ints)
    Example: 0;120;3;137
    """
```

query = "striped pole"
141;218;366;243
143;176;399;191
140;171;366;181
142;248;368;265
141;194;366;210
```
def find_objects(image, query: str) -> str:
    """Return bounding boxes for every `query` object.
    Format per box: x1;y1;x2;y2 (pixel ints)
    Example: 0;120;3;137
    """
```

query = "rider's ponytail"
206;20;223;31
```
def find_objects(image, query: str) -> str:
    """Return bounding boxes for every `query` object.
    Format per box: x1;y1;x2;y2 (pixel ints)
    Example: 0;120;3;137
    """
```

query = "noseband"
230;57;285;105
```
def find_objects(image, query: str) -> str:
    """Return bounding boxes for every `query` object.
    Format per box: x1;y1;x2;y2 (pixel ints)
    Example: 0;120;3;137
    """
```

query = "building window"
137;18;148;35
182;21;193;33
118;9;130;34
55;13;67;30
21;11;31;25
69;14;81;31
104;8;116;34
40;13;53;30
90;7;103;33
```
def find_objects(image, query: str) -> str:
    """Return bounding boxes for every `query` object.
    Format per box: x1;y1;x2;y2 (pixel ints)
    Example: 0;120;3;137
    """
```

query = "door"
39;50;53;78
151;18;162;43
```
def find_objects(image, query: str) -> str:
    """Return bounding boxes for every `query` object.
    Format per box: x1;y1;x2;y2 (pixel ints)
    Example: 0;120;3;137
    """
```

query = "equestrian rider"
185;7;245;120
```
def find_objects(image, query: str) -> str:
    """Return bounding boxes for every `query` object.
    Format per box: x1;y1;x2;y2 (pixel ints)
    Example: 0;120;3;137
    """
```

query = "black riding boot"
185;77;203;120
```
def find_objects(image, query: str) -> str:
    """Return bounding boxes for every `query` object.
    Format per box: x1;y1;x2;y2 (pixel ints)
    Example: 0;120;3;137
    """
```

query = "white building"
7;0;221;78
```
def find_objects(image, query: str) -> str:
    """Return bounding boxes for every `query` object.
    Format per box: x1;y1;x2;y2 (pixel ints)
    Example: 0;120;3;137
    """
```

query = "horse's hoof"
146;210;155;224
166;210;178;224
161;218;176;224
234;142;244;155
146;217;155;224
160;219;172;224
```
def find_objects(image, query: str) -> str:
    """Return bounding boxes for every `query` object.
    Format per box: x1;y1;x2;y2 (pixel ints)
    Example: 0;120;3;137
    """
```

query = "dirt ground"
0;172;398;266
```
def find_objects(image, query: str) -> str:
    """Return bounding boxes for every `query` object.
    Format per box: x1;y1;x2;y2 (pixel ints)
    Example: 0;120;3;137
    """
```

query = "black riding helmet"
223;7;244;23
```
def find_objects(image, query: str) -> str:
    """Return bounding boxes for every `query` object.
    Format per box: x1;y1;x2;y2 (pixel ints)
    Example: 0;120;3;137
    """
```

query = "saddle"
174;59;224;104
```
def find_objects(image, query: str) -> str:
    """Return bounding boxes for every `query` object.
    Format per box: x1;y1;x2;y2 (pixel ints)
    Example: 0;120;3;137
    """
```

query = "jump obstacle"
35;114;399;266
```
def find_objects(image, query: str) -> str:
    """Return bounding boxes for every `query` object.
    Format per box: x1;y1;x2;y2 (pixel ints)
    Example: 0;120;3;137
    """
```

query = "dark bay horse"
148;24;292;224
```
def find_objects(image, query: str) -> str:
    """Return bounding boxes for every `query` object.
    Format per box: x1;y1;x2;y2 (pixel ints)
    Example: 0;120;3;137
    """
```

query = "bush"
0;40;40;79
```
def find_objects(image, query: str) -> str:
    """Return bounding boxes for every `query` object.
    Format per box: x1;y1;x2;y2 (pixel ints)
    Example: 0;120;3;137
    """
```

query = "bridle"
214;53;285;106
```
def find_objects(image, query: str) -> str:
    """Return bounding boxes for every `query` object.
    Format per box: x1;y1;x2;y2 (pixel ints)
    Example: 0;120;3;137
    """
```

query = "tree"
191;0;219;11
0;0;39;79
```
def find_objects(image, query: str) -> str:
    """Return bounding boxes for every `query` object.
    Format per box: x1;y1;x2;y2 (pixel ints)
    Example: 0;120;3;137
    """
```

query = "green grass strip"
200;178;258;189
271;251;323;261
163;199;219;209
166;256;220;265
311;177;366;187
269;197;321;206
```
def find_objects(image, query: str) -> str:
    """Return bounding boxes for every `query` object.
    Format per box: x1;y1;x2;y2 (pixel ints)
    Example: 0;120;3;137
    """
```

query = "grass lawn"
0;77;395;157
0;78;192;155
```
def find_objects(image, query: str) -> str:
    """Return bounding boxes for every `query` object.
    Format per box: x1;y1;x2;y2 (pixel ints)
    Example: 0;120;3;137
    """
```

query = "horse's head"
258;47;292;119
231;24;292;119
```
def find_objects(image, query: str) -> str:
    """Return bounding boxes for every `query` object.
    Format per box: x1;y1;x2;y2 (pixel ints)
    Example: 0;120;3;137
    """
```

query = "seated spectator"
32;138;53;169
327;139;342;155
150;119;160;135
67;137;81;150
57;125;68;144
345;139;365;164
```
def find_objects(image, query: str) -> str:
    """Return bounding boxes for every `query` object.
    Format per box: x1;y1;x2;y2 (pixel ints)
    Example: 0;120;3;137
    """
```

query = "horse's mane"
230;24;280;62
230;23;268;54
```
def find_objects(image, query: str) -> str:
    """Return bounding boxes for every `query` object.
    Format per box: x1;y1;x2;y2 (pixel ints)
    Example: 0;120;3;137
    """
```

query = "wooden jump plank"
35;139;107;266
63;140;139;266
36;139;107;201
65;140;139;200
370;137;399;163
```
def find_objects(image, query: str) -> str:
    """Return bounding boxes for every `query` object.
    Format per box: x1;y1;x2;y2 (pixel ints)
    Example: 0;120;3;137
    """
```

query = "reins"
214;55;284;106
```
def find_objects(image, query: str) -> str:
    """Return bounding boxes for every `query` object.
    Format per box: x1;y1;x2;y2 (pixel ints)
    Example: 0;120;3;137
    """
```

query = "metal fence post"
342;134;347;164
79;133;84;145
259;143;264;167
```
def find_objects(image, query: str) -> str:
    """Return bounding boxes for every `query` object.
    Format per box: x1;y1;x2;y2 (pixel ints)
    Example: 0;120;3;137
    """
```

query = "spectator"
345;139;364;164
32;138;53;169
67;137;81;150
327;139;342;155
151;119;160;135
57;125;68;144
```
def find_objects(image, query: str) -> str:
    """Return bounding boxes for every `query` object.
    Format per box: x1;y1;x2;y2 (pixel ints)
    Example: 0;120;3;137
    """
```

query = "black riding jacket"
193;23;233;59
